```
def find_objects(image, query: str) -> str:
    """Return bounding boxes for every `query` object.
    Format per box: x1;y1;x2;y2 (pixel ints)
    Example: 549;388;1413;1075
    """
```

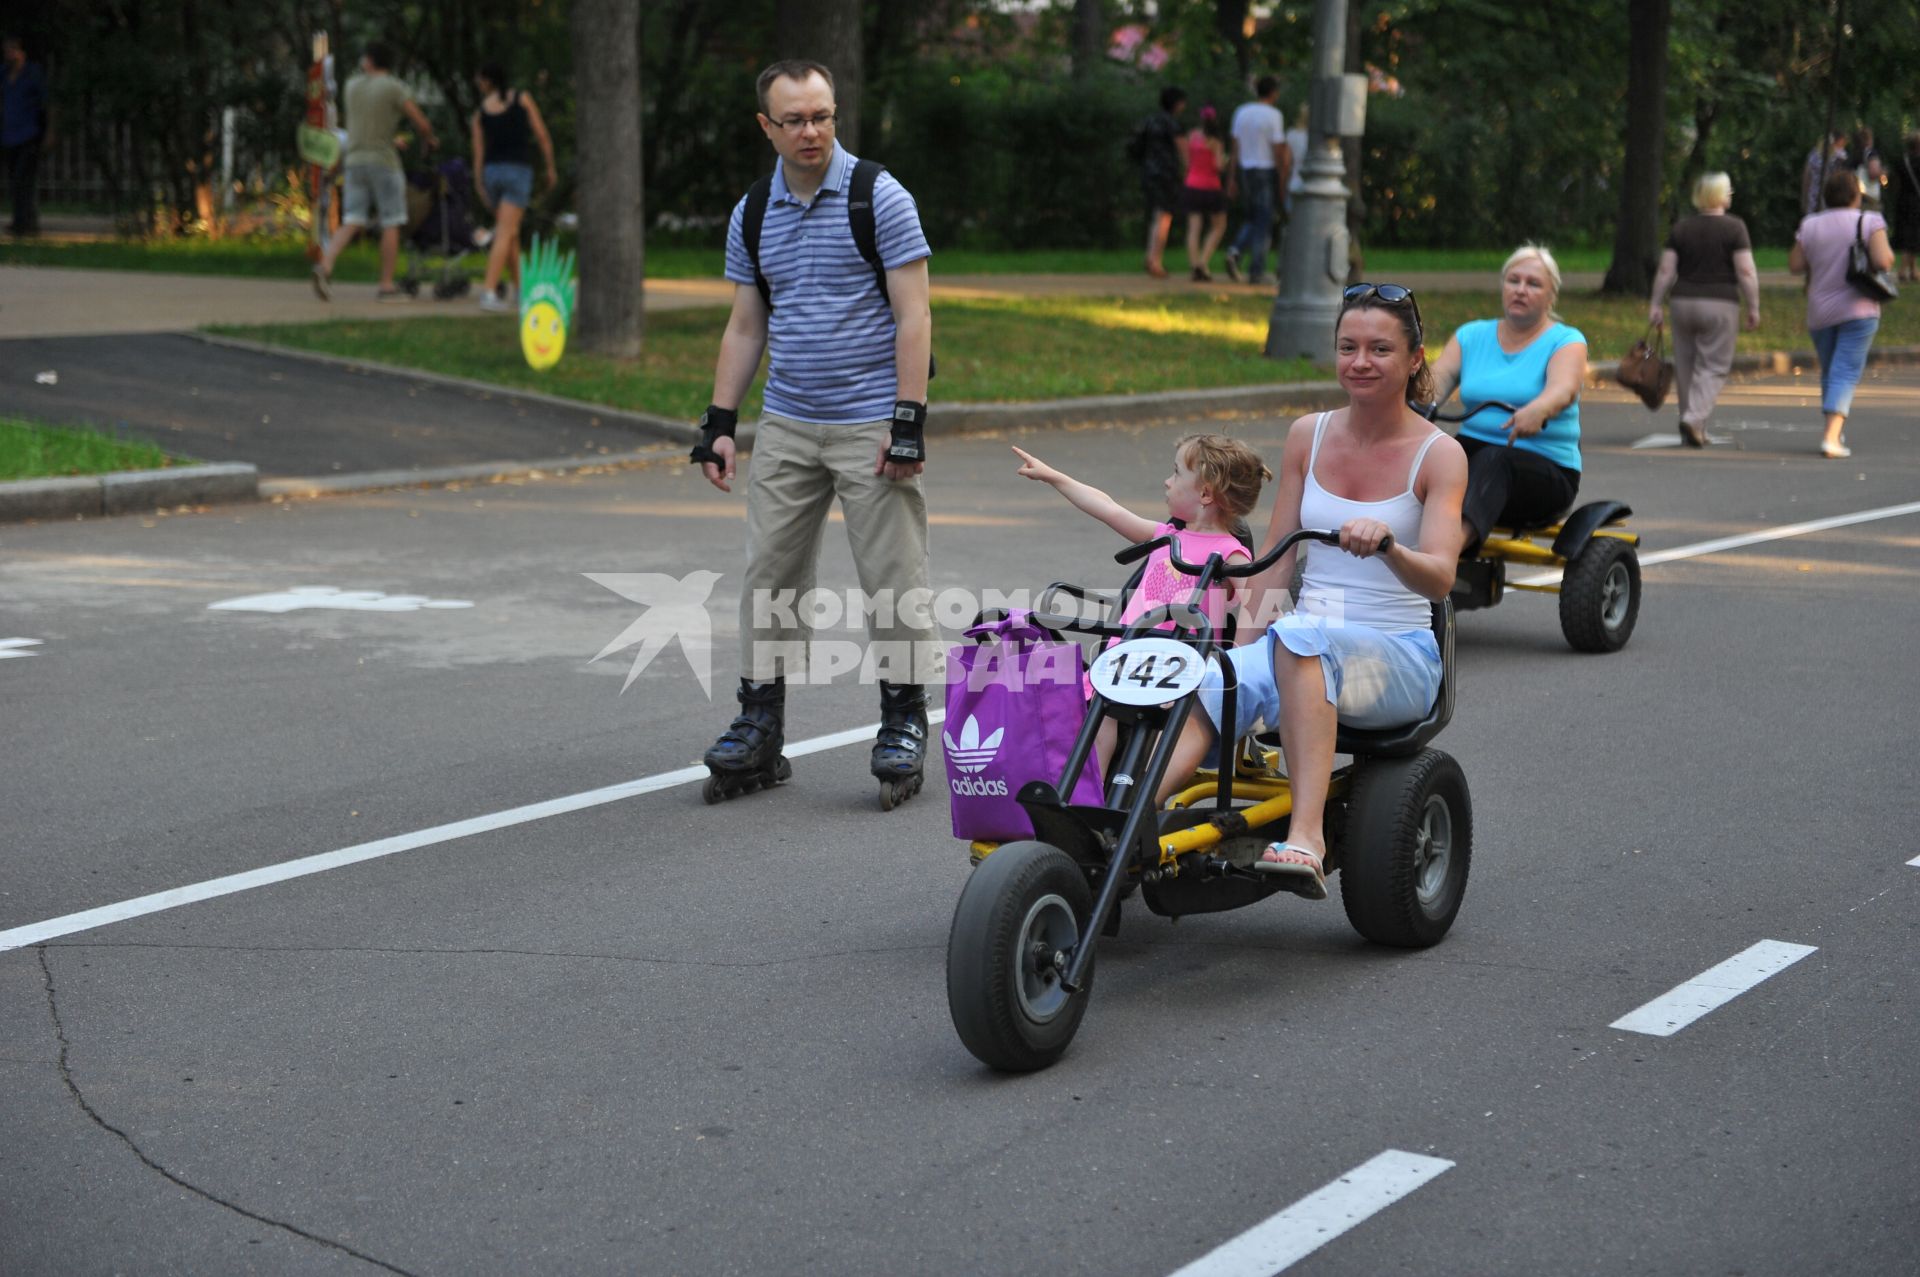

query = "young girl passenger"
1012;434;1271;771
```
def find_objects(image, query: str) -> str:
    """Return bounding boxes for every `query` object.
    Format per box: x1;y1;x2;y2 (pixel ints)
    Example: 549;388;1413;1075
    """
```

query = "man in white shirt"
1223;75;1290;286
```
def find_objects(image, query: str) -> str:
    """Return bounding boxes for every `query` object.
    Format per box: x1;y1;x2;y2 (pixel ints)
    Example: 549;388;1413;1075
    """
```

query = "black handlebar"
1417;399;1523;425
1115;526;1393;579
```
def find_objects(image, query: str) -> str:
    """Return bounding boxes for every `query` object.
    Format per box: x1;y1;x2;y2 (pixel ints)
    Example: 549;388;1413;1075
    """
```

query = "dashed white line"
1166;1149;1453;1277
0;710;946;953
1513;498;1920;586
1610;939;1818;1037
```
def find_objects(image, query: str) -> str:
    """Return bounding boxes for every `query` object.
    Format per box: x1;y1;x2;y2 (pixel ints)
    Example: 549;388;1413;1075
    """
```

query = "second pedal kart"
1423;399;1643;653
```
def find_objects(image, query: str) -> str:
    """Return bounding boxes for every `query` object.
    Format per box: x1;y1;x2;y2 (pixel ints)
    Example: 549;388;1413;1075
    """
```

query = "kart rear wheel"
1338;749;1471;948
1559;537;1640;653
947;841;1094;1072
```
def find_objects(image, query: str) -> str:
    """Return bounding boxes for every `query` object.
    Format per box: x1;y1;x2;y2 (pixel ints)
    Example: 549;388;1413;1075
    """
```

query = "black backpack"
741;158;935;379
742;157;890;311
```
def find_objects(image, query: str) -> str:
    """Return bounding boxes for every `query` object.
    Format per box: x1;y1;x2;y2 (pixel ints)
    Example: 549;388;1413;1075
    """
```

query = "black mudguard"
1551;501;1634;560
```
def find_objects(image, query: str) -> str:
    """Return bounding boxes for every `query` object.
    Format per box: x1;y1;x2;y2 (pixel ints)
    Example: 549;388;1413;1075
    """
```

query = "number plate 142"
1088;637;1210;706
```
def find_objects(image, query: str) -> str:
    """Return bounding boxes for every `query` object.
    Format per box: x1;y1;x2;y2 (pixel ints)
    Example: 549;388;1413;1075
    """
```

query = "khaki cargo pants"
739;413;941;685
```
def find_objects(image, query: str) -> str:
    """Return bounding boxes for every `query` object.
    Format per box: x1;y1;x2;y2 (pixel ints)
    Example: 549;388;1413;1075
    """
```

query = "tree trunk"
569;0;645;358
1602;0;1671;295
1072;0;1105;78
777;0;862;152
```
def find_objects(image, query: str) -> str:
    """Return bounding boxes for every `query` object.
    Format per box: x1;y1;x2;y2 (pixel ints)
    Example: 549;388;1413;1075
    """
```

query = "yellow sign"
519;235;577;372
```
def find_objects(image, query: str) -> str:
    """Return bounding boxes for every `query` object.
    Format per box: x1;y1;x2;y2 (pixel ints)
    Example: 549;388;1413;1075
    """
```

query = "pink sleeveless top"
1185;131;1222;191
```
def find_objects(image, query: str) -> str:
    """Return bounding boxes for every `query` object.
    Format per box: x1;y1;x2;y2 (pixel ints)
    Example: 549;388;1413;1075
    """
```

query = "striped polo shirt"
724;145;931;424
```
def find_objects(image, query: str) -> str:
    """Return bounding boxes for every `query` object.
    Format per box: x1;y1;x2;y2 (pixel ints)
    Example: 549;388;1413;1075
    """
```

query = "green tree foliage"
31;0;1920;251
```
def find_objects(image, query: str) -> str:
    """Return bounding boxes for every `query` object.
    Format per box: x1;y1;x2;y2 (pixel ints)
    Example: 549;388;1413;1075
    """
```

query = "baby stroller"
400;158;478;300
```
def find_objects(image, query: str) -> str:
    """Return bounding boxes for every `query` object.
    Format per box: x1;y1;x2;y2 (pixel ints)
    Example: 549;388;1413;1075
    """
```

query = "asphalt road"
0;332;674;477
3;369;1918;1275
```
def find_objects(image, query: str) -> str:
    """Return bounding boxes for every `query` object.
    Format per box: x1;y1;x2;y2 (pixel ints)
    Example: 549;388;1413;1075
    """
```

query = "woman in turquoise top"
1428;243;1587;552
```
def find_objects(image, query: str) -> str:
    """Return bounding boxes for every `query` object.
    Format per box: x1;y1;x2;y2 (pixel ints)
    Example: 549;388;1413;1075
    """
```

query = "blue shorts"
483;162;535;210
1196;613;1442;741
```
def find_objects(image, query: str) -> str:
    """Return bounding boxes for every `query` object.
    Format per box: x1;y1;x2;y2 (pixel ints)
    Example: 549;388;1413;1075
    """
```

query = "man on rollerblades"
691;58;938;809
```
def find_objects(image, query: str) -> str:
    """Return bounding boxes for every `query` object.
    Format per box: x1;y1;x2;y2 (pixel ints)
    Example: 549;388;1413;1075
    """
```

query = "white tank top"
1296;411;1441;634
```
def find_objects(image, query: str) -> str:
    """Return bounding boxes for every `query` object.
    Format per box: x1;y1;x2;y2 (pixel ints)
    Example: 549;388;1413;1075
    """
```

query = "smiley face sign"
518;234;577;372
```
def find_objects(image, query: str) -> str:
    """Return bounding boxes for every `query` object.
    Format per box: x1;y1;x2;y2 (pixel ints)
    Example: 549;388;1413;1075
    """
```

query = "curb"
0;462;257;523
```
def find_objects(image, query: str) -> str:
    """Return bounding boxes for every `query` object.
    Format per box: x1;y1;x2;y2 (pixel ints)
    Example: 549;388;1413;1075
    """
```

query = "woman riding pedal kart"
1156;284;1467;897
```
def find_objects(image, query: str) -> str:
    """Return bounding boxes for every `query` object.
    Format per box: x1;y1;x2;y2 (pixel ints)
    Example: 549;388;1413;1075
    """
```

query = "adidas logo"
942;714;1003;775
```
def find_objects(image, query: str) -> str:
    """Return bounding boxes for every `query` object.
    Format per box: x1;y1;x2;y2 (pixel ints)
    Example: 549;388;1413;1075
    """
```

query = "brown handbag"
1615;322;1674;410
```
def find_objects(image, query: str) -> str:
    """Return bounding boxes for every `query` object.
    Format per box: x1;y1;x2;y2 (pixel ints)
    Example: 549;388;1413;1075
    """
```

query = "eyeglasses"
769;112;837;133
1343;282;1423;341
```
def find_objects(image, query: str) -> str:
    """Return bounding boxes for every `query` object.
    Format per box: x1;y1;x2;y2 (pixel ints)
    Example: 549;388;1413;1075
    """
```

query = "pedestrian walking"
1;34;50;237
312;42;440;302
1129;86;1187;278
1889;131;1920;283
1646;172;1761;448
469;62;558;313
1789;168;1894;460
1182;106;1229;282
1802;132;1847;218
1222;75;1289;286
1853;126;1886;214
689;58;938;810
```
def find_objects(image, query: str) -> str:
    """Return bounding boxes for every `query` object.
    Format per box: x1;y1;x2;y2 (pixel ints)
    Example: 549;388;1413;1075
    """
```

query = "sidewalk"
0;263;1806;339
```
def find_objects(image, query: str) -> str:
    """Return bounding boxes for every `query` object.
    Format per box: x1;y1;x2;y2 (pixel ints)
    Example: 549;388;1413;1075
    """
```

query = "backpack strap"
848;158;890;306
742;173;774;312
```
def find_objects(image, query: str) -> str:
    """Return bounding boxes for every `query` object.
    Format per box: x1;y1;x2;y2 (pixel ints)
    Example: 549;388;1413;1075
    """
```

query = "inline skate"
872;681;928;811
702;678;792;803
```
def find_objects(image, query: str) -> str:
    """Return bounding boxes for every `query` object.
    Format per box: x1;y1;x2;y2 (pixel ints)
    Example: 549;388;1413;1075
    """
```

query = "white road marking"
208;587;473;613
12;499;1918;953
1512;498;1920;587
0;710;946;952
1166;1150;1453;1277
1610;939;1818;1037
1907;853;1920;868
0;638;43;659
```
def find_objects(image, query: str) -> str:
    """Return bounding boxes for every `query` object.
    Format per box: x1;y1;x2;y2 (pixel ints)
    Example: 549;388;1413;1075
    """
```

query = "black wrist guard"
886;400;927;464
689;404;738;466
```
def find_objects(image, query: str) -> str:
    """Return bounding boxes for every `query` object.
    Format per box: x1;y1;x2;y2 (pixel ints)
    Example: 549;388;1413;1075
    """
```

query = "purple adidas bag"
943;611;1105;842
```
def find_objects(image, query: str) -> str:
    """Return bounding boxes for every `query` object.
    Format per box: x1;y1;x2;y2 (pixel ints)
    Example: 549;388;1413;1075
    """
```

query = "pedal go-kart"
1423;400;1642;653
945;528;1471;1072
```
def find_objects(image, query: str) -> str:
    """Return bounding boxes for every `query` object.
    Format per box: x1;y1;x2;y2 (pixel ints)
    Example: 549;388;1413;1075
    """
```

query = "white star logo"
585;571;723;696
0;638;43;660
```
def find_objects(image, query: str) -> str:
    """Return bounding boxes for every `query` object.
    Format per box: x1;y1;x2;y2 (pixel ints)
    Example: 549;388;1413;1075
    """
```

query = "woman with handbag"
1426;243;1587;555
1648;173;1762;448
1789;169;1895;460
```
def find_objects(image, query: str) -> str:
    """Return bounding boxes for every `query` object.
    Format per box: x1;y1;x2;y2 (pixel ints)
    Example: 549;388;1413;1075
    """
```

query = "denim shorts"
1196;613;1442;741
484;162;535;210
342;164;408;228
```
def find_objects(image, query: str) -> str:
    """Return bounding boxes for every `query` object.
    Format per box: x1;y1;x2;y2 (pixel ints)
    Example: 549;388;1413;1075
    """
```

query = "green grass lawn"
213;285;1886;423
0;417;179;481
0;235;1793;280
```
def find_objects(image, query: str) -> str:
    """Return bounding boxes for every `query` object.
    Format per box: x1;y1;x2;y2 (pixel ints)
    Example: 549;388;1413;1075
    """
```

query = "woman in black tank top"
469;62;559;308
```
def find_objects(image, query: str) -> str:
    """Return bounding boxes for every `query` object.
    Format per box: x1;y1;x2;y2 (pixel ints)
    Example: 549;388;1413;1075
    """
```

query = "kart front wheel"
1339;749;1471;948
946;841;1094;1072
1559;537;1640;653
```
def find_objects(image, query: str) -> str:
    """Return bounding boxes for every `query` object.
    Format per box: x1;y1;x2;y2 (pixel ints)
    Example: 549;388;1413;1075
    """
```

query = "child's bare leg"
1154;712;1217;805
